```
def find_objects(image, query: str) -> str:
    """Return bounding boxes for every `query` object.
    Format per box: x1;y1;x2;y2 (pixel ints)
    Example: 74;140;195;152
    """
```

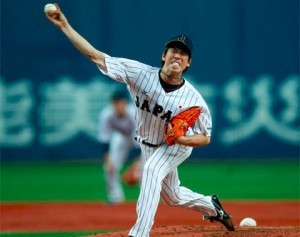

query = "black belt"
135;137;162;148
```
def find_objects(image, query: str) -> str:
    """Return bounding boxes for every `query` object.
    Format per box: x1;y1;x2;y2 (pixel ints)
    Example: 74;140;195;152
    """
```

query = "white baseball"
44;3;57;14
239;217;257;227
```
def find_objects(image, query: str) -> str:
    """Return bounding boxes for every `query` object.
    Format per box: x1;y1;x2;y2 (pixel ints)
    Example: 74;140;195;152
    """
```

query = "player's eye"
170;48;188;57
180;51;189;57
169;48;177;54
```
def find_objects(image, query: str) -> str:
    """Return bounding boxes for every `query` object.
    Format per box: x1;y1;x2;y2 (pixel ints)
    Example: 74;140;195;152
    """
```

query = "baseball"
44;3;57;14
239;217;257;227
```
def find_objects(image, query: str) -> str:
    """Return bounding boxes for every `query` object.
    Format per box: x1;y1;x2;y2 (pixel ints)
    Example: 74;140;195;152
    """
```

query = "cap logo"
178;35;186;42
165;34;193;56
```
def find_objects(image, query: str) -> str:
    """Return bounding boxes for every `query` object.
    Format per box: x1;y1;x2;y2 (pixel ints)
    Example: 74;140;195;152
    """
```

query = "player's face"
162;47;191;74
113;99;127;117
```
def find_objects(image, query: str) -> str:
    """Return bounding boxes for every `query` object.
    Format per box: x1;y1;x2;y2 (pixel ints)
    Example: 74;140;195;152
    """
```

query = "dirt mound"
1;201;299;236
87;225;300;237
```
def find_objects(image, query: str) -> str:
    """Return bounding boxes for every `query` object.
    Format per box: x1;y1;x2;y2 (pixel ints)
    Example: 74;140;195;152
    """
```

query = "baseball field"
1;160;299;236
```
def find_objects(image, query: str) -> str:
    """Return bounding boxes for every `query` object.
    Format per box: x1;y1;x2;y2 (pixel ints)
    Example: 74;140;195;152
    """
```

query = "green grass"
178;160;300;199
0;162;139;202
0;230;107;237
0;160;299;202
0;160;299;237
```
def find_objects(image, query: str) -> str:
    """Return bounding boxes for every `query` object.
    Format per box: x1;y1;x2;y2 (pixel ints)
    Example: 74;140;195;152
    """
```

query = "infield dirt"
1;201;299;236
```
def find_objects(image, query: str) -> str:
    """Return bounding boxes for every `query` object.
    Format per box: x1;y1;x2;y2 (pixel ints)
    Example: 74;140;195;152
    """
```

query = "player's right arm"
45;4;107;71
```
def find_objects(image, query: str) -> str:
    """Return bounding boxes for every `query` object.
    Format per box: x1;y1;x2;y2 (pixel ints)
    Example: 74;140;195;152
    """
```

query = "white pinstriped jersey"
98;55;212;145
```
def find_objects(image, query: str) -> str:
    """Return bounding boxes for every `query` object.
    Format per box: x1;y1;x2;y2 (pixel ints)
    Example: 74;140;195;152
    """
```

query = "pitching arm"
173;133;210;147
45;4;107;71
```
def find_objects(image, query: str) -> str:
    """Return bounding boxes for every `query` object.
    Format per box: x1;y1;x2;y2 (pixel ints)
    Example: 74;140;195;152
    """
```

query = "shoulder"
183;80;202;97
126;103;135;112
105;54;158;72
183;79;210;109
126;104;136;118
99;105;114;119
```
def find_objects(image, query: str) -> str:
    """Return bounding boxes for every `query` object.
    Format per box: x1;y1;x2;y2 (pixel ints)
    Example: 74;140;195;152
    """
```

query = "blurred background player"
98;89;141;204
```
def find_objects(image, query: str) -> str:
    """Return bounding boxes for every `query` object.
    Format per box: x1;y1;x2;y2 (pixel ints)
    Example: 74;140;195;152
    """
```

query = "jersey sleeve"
196;106;212;137
97;54;148;85
186;106;212;137
184;83;212;137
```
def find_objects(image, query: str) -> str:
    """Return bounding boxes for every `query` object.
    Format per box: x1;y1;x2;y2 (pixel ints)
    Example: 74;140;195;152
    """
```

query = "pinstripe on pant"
129;143;216;237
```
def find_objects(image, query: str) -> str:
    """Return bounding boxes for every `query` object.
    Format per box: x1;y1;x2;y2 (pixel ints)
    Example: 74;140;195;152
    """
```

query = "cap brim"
165;41;191;56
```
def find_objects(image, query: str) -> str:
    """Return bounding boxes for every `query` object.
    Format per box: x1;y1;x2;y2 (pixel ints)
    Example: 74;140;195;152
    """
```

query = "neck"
160;70;182;84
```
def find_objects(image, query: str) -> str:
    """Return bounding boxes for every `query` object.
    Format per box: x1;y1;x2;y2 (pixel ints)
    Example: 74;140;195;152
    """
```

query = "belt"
142;141;162;148
135;137;162;148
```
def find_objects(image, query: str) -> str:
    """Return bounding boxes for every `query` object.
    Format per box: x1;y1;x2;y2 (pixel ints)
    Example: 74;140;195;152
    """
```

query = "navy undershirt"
159;70;185;93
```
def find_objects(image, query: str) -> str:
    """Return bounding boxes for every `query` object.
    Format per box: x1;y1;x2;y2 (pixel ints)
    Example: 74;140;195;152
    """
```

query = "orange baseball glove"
165;106;201;146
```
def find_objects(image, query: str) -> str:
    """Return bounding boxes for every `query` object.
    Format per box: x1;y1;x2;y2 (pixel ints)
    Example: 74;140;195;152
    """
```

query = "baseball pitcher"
46;4;235;237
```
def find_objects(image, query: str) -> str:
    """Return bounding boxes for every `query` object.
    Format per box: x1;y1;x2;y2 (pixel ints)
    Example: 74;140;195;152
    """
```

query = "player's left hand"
166;122;183;144
166;122;173;133
165;106;201;146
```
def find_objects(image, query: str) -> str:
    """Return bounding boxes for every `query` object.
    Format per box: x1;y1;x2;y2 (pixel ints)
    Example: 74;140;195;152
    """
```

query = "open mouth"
171;61;180;66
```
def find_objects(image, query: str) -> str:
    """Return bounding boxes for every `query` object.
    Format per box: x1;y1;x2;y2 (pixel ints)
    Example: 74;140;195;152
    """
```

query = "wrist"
174;134;210;147
174;136;186;145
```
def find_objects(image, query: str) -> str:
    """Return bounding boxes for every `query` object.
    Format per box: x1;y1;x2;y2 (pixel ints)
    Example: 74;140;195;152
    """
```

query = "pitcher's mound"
87;225;300;237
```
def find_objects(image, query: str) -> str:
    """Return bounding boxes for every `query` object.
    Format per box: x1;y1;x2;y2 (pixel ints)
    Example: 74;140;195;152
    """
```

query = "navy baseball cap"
165;34;193;57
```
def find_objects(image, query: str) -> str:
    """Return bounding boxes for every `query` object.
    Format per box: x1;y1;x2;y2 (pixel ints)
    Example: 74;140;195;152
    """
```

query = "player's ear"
161;53;166;62
187;58;192;67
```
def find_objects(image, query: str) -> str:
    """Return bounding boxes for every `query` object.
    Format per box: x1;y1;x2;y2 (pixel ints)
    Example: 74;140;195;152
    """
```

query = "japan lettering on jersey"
98;55;212;145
